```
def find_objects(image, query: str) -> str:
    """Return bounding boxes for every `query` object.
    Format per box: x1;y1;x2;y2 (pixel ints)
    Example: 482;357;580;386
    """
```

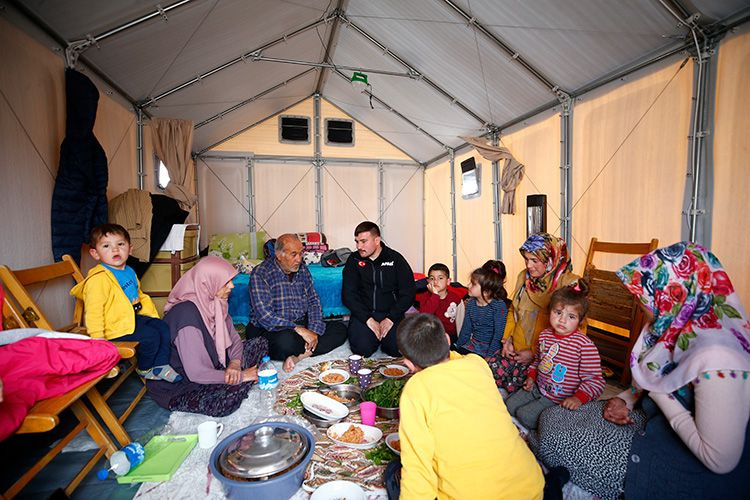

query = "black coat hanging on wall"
51;68;108;263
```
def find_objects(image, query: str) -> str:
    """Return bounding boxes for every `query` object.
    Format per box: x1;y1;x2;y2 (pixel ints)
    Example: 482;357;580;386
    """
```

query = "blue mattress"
228;263;350;325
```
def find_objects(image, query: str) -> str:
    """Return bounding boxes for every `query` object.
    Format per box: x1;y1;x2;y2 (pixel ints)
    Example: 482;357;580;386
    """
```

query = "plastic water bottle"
257;355;279;416
97;442;145;480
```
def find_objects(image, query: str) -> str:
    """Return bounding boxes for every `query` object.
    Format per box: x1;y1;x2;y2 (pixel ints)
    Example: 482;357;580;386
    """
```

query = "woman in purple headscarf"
147;256;268;417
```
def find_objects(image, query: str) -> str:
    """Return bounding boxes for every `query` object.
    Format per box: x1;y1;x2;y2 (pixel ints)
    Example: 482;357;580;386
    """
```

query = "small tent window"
279;115;310;143
325;119;354;146
155;157;170;190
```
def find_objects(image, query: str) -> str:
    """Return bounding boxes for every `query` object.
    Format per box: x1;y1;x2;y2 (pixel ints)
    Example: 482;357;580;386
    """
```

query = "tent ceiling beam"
438;0;570;103
316;1;348;93
337;13;490;128
194;68;317;129
249;54;418;79
140;13;337;108
332;69;449;152
64;0;194;69
198;153;419;167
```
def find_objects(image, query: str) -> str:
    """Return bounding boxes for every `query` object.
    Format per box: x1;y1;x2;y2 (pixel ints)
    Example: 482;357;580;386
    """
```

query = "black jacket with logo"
342;243;416;324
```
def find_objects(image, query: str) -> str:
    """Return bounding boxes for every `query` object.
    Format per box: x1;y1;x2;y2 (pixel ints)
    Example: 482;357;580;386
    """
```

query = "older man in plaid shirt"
247;234;347;372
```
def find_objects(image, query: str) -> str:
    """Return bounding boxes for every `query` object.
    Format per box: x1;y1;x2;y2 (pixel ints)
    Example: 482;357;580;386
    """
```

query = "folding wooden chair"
0;256;147;425
1;294;132;498
583;237;659;385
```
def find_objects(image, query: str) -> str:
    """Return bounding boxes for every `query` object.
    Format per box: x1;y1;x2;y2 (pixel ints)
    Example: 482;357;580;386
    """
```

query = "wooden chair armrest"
111;341;138;358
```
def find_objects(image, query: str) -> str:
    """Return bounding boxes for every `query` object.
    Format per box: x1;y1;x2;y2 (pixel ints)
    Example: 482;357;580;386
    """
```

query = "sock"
137;368;161;381
153;365;183;383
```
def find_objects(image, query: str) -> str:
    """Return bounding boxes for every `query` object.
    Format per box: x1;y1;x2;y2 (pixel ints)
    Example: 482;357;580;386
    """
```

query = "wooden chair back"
0;255;85;332
583;237;659;384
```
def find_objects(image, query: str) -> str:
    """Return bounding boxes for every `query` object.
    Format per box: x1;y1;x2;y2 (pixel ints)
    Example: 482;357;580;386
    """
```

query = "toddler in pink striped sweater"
505;280;605;430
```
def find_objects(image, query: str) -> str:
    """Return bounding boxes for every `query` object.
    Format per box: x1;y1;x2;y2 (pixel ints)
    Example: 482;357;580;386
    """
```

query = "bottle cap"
261;355;270;363
97;469;109;480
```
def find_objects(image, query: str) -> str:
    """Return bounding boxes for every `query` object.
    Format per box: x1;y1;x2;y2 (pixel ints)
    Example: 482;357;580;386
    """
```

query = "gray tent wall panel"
691;0;750;21
191;71;319;153
457;0;686;92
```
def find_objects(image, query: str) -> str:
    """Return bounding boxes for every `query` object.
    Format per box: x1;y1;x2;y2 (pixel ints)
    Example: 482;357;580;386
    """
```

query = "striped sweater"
527;329;605;404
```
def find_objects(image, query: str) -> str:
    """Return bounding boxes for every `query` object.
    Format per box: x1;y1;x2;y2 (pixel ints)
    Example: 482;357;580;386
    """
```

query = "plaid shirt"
249;258;325;335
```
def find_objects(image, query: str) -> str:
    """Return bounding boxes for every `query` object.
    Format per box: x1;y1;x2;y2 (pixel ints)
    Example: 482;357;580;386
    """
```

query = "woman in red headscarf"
147;256;268;417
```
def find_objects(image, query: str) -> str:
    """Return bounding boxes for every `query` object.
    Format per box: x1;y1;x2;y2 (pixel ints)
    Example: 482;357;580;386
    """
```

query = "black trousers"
347;313;402;357
246;320;347;361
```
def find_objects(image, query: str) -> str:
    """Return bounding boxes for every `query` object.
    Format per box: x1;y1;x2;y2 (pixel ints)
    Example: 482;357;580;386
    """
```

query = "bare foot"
283;355;299;373
283;351;314;373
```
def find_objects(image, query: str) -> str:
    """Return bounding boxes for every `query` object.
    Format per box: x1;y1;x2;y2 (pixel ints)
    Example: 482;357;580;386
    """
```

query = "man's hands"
294;326;319;352
603;397;633;425
241;366;259;383
366;317;394;340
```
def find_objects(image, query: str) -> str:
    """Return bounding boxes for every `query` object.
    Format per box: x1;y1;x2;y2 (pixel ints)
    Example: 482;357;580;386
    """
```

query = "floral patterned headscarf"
519;233;572;296
617;242;750;393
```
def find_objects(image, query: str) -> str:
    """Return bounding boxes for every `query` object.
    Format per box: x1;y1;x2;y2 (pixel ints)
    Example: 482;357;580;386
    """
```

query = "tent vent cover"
279;116;310;143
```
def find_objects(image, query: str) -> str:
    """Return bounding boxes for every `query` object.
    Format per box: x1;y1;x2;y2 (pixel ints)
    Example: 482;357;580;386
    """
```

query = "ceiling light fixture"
350;71;369;92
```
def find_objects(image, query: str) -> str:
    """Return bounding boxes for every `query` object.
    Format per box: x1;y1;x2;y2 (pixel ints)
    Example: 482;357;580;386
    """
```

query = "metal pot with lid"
210;422;316;500
219;425;309;480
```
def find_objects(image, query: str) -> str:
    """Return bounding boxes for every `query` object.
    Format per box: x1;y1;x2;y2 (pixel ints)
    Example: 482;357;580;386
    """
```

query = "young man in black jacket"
342;221;416;356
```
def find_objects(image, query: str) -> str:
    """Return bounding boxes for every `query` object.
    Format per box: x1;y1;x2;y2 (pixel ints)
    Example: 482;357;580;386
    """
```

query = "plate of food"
378;364;409;379
385;432;401;455
310;480;366;500
322;384;362;407
327;422;383;449
300;391;349;420
318;368;350;386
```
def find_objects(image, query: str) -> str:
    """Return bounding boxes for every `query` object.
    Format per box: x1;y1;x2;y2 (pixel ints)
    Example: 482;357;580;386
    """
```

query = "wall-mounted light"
351;71;369;92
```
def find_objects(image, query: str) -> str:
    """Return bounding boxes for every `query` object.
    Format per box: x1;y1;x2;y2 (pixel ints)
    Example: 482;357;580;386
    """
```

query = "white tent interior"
2;0;750;321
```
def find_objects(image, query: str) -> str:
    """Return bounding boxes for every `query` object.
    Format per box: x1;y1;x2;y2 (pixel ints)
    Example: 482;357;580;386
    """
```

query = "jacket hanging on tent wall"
51;69;108;263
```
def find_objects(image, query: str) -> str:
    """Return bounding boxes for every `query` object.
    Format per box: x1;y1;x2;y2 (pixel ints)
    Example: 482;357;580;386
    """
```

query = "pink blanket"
0;337;121;440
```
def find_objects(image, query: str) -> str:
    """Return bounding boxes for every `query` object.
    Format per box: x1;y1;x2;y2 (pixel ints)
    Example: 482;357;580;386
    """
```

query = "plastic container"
97;442;145;479
209;422;315;500
258;356;279;416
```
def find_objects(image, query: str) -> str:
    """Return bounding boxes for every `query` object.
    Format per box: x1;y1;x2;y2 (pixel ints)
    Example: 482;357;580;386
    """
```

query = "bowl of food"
322;384;362;408
301;408;343;428
318;368;350;386
326;423;382;450
385;433;401;455
378;364;409;379
363;379;408;419
310;480;366;500
300;392;349;420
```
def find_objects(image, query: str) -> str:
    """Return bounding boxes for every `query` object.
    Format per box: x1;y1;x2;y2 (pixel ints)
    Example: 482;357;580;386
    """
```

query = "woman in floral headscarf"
487;233;582;394
147;256;269;417
533;242;750;499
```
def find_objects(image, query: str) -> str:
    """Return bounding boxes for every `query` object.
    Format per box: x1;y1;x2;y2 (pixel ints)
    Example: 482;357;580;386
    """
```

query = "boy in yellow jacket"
389;313;544;499
71;224;180;382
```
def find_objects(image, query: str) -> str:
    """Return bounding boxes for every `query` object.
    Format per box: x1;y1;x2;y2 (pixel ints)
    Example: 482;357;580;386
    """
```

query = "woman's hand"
502;338;515;358
513;349;534;364
603;397;633;425
561;396;583;410
522;377;535;391
224;360;242;385
241;366;259;383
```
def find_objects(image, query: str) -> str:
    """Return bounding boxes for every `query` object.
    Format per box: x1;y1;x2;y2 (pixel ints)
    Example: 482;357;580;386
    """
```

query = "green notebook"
117;434;198;484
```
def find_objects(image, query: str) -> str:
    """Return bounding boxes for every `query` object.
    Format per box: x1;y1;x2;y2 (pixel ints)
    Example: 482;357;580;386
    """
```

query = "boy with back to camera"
71;223;181;382
418;263;462;342
386;313;544;499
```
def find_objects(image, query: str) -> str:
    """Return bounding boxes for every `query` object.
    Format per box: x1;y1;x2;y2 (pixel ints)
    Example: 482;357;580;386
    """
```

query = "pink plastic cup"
360;401;377;426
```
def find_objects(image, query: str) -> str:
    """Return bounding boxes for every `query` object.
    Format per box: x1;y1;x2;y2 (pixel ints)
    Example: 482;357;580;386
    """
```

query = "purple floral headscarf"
617;242;750;392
